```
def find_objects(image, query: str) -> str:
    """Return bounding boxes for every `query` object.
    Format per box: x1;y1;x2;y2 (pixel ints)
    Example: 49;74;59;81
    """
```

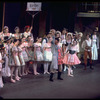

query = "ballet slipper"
11;79;16;83
46;72;50;74
15;77;20;81
68;74;74;77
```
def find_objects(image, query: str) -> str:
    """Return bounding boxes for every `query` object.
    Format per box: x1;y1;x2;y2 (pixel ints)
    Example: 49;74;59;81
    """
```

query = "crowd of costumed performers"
0;26;99;87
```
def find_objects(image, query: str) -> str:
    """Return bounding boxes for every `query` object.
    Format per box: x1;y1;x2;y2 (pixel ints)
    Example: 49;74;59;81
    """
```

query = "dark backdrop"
0;2;76;35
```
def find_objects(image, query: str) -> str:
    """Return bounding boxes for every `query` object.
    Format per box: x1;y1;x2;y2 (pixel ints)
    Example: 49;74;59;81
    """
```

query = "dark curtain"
0;2;76;36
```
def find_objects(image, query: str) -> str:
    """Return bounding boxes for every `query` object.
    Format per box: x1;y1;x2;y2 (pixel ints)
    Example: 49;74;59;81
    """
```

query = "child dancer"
63;32;73;71
2;36;11;77
43;36;53;74
33;37;43;75
18;39;26;76
11;39;21;82
21;37;32;75
63;39;81;77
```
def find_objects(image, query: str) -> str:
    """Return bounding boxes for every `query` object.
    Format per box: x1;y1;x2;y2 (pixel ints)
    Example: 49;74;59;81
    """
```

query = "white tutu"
36;51;43;61
43;51;52;61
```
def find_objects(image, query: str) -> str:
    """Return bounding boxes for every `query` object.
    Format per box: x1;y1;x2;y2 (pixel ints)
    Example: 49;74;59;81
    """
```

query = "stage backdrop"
0;2;76;38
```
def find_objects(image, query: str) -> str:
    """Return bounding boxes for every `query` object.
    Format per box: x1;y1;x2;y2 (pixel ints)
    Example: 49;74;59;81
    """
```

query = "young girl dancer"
63;39;81;77
21;36;32;75
2;36;11;77
18;39;26;76
43;36;53;74
11;39;21;82
63;32;73;71
33;37;43;75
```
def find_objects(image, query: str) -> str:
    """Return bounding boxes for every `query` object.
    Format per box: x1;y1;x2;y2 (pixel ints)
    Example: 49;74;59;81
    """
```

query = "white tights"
44;62;49;74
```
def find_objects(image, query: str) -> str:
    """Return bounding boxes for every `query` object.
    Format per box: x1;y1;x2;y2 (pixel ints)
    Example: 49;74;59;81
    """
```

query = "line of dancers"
0;26;99;87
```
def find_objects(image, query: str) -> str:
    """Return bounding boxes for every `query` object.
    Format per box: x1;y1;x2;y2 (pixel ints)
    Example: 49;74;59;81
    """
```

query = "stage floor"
0;62;100;99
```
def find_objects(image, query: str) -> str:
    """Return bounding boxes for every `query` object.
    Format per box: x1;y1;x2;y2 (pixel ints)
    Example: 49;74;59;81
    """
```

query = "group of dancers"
0;25;99;88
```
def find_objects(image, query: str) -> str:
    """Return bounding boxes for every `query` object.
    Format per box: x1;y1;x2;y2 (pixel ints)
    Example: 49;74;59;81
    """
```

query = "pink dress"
63;45;81;65
21;42;29;62
12;46;21;66
34;43;43;61
43;43;52;61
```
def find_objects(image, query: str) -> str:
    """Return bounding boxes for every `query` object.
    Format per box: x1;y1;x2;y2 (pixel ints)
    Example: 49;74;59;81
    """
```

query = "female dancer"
33;36;43;75
2;26;14;40
11;39;21;82
63;39;81;77
23;26;33;40
63;32;73;71
1;36;11;77
21;36;32;75
91;30;99;62
43;36;53;74
18;39;26;76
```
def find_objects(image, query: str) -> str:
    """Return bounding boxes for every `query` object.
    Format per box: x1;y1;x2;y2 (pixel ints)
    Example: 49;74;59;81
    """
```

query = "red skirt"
58;49;63;65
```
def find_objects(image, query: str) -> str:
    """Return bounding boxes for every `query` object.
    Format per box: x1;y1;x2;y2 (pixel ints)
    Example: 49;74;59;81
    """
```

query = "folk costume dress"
21;42;29;62
63;45;81;65
43;43;52;62
2;43;11;77
12;45;21;67
18;46;25;66
34;43;43;61
91;35;99;60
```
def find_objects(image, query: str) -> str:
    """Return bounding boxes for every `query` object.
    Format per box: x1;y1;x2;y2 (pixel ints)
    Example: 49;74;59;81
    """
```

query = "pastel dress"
18;46;25;66
63;45;81;65
0;52;4;88
43;43;52;62
2;44;11;77
12;46;21;67
21;42;29;62
91;35;99;60
34;43;43;61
